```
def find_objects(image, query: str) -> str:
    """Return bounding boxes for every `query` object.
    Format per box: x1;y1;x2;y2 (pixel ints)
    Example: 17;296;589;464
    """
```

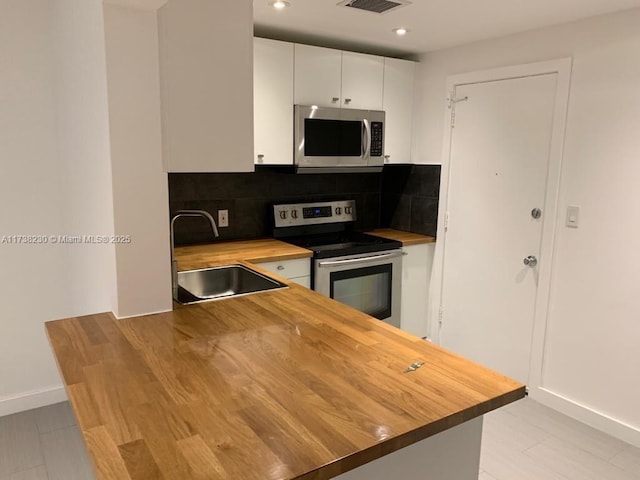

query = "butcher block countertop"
46;283;525;480
174;238;312;271
366;228;436;246
174;230;432;272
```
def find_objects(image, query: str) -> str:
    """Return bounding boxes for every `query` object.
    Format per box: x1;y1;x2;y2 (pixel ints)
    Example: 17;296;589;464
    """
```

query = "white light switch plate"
566;206;580;228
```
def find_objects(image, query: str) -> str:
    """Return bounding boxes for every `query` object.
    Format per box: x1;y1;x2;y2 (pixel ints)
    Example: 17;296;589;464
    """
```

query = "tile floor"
0;398;639;479
480;398;640;480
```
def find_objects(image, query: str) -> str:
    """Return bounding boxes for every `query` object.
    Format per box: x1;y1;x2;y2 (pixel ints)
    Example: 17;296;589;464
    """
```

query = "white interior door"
441;74;558;384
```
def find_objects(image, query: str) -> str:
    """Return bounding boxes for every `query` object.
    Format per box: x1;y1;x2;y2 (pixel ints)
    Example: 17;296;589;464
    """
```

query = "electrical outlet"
218;209;229;228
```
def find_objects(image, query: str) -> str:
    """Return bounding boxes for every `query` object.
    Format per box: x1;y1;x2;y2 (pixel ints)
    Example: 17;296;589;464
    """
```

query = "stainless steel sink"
175;264;287;304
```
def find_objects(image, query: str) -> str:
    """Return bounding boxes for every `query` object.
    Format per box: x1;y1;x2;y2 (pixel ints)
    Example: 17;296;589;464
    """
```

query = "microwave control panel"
370;122;384;157
273;200;356;228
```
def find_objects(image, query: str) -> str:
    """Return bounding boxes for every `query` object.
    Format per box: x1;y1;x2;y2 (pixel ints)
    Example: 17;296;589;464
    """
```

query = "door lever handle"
523;256;538;267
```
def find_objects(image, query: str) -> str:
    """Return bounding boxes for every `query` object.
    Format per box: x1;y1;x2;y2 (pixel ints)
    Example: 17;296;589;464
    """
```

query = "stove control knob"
279;210;288;220
345;206;352;215
335;207;343;215
291;209;298;219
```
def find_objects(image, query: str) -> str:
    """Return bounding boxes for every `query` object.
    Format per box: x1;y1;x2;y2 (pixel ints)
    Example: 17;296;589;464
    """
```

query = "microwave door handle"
318;251;403;267
362;119;371;158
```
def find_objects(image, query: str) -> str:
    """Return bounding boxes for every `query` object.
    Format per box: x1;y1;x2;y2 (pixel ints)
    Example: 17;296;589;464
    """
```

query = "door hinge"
444;211;449;232
438;308;444;327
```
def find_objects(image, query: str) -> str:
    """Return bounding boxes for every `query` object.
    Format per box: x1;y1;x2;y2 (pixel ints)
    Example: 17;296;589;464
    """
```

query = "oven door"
314;250;402;328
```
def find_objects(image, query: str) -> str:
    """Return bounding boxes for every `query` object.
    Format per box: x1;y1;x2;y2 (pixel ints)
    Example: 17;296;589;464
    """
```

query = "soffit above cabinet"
159;0;254;173
103;0;168;10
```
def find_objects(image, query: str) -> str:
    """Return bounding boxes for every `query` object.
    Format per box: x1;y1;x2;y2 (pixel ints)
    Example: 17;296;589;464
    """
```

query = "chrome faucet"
170;210;219;300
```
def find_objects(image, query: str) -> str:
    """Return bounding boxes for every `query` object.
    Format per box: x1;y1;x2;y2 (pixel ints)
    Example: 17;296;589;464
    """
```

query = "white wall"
415;8;640;444
0;0;68;412
103;4;172;318
0;0;116;415
51;0;117;317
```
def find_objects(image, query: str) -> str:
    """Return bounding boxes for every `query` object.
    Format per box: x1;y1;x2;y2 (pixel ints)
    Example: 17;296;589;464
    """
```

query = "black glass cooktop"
280;232;402;259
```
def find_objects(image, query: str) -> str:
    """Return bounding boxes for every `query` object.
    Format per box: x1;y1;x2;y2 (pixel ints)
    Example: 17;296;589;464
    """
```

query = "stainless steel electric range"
273;200;403;328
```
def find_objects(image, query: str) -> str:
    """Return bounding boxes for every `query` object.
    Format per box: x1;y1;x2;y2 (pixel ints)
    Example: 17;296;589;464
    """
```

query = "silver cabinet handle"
257;154;264;164
344;98;352;104
277;265;285;271
332;97;340;103
318;251;402;267
523;256;538;267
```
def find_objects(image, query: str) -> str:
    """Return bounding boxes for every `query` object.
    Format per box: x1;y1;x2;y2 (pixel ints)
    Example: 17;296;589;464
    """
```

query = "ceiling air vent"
338;0;411;14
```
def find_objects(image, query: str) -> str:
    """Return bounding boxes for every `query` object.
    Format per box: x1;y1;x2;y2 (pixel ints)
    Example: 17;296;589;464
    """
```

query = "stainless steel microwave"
294;105;385;173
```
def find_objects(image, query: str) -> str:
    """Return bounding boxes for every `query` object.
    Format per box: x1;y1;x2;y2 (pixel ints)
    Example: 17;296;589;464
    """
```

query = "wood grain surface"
366;229;436;246
174;238;312;271
46;285;525;480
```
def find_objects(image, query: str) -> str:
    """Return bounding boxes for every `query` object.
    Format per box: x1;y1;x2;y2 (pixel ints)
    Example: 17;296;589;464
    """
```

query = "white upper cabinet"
254;38;294;165
383;57;415;164
341;52;384;110
294;45;384;110
260;39;417;164
158;0;254;173
294;44;342;108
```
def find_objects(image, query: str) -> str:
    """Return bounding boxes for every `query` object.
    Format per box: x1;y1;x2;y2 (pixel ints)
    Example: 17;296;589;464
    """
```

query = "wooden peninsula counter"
46;259;524;479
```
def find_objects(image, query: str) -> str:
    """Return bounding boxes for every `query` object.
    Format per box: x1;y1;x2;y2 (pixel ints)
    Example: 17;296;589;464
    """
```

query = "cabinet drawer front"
257;258;310;279
291;276;311;289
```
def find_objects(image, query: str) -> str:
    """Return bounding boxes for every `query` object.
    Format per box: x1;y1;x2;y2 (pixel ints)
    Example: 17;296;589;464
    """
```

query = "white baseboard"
531;387;640;448
0;385;67;417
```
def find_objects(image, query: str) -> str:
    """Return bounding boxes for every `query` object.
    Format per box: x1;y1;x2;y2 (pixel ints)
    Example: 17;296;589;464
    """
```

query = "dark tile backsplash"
381;165;441;237
168;165;440;245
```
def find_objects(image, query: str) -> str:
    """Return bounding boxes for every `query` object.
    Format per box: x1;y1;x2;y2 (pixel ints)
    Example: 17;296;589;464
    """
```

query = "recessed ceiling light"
270;1;290;9
393;27;408;36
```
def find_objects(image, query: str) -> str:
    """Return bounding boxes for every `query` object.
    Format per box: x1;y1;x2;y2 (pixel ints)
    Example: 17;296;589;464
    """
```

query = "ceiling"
253;0;640;57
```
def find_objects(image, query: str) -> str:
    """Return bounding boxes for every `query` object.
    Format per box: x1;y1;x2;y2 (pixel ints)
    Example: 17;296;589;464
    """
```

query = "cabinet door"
400;243;434;338
254;38;294;165
294;44;342;108
291;276;311;289
159;0;254;173
383;57;415;164
341;52;384;110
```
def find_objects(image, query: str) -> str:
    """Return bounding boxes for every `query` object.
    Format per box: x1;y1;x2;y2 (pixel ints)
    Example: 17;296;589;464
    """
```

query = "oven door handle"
317;250;403;268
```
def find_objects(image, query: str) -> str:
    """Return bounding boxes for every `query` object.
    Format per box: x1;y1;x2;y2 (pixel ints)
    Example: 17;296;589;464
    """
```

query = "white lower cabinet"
292;276;310;289
256;257;311;288
401;243;435;338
